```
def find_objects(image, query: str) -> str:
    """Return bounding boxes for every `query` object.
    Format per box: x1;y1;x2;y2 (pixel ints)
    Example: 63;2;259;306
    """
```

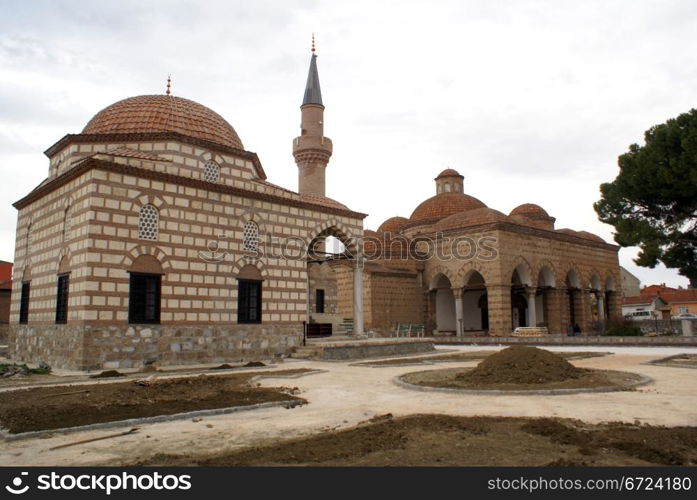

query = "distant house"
657;288;697;318
0;260;12;325
620;267;641;297
622;295;669;320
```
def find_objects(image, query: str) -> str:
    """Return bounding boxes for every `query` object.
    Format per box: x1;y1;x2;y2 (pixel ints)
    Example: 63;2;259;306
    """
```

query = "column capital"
451;287;464;298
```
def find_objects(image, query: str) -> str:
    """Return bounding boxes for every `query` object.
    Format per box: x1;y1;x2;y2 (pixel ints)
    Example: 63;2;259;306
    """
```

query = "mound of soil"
457;346;582;384
89;370;125;378
136;414;697;466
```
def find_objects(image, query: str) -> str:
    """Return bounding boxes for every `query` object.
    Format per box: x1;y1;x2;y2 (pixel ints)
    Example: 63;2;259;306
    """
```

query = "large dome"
82;95;244;150
410;192;487;223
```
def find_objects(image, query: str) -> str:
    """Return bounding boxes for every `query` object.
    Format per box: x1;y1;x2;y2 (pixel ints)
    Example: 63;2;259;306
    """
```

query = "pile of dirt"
457;346;583;384
210;364;235;370
89;370;124;378
135;414;697;466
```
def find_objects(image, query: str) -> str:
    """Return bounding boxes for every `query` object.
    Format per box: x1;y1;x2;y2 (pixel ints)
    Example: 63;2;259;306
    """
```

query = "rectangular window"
678;306;689;314
237;280;262;324
19;281;30;324
55;273;70;324
128;273;161;324
316;289;325;313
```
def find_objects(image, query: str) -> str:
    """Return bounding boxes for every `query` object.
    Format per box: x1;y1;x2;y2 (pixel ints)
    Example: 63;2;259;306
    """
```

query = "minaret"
293;35;333;196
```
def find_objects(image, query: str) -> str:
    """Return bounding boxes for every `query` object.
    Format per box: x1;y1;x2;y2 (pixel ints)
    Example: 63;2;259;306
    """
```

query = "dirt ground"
1;345;696;467
135;414;697;466
0;370;308;434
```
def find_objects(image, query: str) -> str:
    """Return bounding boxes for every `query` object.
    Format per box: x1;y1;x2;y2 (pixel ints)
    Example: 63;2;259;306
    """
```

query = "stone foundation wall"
0;324;9;346
10;323;302;371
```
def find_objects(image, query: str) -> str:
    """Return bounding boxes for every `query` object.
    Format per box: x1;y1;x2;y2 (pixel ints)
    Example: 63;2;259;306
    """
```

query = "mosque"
8;45;623;370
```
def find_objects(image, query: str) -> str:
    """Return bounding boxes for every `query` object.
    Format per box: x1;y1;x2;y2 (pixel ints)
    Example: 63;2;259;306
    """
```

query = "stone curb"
392;372;653;396
645;354;697;370
248;369;327;381
354;352;611;368
0;399;305;442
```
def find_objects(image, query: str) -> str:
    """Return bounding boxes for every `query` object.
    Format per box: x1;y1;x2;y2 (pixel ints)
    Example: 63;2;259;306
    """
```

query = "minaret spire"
293;36;333;196
166;74;171;96
302;35;323;107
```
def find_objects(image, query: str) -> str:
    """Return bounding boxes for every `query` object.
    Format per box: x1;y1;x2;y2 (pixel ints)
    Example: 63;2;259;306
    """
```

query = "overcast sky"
1;0;695;288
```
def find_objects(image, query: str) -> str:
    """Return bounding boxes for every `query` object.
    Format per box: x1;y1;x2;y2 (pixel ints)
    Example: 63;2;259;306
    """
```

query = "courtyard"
1;344;696;466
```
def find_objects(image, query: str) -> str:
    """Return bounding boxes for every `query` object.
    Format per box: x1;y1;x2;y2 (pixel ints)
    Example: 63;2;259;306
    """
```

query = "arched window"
138;204;159;241
25;222;32;257
243;221;259;252
63;208;72;242
237;264;263;324
203;160;220;183
128;255;163;324
444;182;451;192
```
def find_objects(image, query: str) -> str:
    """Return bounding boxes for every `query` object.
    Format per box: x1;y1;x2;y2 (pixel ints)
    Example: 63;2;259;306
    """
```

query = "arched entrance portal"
431;274;456;334
461;271;488;333
511;265;532;328
306;225;361;337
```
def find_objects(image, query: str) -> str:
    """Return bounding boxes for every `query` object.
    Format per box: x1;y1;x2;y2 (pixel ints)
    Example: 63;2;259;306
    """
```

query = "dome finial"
166;74;171;96
311;33;316;54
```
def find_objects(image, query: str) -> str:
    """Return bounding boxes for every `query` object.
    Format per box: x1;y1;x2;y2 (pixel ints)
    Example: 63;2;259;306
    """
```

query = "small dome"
557;228;605;243
435;168;463;180
577;231;606;243
82;95;244;150
509;203;550;219
378;216;409;234
410;192;487;223
435;207;508;231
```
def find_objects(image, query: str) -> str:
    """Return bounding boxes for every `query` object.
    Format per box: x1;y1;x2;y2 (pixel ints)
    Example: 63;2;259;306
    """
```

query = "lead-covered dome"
82;95;244;150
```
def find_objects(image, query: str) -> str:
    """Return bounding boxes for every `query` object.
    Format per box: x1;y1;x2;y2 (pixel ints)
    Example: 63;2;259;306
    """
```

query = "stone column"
453;288;464;336
527;288;537;328
486;284;512;336
597;294;605;320
353;264;364;336
425;290;437;334
607;291;623;321
546;288;564;334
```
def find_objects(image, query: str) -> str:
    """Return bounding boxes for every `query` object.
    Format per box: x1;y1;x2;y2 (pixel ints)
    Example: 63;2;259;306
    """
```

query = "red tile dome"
82;95;244;150
410;192;487;223
509;203;550;219
576;231;606;243
435;168;464;179
435;207;508;231
377;216;409;234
